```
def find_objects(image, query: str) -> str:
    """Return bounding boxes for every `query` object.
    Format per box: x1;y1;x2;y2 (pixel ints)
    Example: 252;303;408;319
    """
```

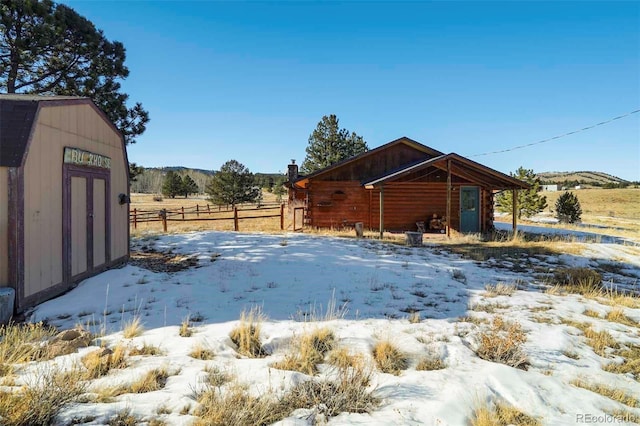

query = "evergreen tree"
0;0;149;179
205;160;260;207
161;171;182;199
181;175;199;198
301;114;368;174
496;167;548;219
555;192;582;223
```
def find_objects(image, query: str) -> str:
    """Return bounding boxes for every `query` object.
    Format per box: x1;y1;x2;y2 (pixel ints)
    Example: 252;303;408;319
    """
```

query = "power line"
470;109;640;158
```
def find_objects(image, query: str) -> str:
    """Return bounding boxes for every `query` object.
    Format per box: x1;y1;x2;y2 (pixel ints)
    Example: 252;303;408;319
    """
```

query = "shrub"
372;341;409;375
555;191;582;223
475;317;529;370
0;366;85;426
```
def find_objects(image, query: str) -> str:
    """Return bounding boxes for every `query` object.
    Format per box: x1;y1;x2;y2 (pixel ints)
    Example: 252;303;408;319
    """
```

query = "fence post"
181;206;185;220
280;203;285;230
196;204;199;217
133;208;137;229
160;209;168;233
233;207;239;231
207;204;210;215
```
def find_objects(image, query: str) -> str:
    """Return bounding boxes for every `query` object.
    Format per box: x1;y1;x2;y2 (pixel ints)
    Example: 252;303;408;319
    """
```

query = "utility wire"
470;109;640;157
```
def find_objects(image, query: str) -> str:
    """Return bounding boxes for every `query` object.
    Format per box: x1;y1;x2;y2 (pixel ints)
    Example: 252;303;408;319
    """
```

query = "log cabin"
288;137;529;236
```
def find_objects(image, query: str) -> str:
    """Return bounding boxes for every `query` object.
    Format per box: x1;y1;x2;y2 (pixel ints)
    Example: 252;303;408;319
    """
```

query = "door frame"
62;164;111;283
459;186;480;233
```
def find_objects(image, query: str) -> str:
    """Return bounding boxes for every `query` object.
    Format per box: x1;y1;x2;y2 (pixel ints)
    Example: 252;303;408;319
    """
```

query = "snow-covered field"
20;230;640;425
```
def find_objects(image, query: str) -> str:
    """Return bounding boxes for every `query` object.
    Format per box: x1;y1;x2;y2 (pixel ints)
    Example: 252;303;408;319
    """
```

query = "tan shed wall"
0;167;8;285
22;103;128;298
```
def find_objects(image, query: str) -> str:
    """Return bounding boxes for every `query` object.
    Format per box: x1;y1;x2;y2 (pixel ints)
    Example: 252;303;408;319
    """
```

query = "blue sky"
65;1;639;181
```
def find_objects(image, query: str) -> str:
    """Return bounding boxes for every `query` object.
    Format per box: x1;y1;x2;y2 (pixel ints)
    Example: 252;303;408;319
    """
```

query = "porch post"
379;185;384;239
512;189;518;238
446;159;451;238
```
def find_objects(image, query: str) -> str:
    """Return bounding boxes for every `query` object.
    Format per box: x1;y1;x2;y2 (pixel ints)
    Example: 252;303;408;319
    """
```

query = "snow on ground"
22;231;640;425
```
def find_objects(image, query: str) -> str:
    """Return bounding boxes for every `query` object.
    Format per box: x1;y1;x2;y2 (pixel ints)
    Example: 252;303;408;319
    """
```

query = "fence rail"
130;202;286;232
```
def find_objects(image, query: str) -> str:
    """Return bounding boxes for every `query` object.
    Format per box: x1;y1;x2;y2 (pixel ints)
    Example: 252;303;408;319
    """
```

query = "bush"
555;191;582;223
475;317;529;370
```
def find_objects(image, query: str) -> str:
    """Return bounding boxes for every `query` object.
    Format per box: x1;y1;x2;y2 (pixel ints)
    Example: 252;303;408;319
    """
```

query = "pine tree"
181;175;199;198
495;167;548;219
301;114;368;174
161;171;182;199
205;160;260;207
555;192;582;223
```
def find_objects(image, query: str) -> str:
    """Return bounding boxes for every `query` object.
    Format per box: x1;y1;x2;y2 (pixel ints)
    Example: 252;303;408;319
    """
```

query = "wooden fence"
130;203;286;232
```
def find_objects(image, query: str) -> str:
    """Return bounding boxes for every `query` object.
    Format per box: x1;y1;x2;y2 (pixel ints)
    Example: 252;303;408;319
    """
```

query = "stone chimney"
287;159;298;186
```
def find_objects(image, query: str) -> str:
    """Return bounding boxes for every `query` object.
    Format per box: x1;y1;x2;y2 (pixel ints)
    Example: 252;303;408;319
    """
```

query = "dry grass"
470;399;541;426
107;408;139;426
475;316;529;370
571;378;639;407
190;343;216;360
604;345;640;380
0;322;58;374
122;316;144;338
583;309;601;318
583;327;619;357
0;366;85;426
129;343;164;356
280;364;378;418
193;384;287;426
272;328;336;375
483;283;517;297
416;348;446;371
203;365;232;387
553;267;603;294
605;307;639;327
180;316;193;337
229;307;266;358
372;341;409;375
327;347;364;370
81;345;128;379
542;188;640;220
408;311;421;323
128;367;171;393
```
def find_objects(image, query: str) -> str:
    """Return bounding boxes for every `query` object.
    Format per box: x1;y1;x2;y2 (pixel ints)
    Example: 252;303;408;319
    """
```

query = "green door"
460;186;480;233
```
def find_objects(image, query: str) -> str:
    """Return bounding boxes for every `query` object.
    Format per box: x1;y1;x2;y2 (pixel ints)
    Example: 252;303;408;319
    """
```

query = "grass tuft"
122;316;144;338
471;399;541;426
372;341;409;375
129;343;164;356
603;345;640;380
229;307;266;358
81;344;127;379
605;307;639;327
190;343;216;360
180;316;193;338
272;328;336;375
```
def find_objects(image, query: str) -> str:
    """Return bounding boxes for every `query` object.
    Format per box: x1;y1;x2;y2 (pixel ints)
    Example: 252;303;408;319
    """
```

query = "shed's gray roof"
0;95;90;167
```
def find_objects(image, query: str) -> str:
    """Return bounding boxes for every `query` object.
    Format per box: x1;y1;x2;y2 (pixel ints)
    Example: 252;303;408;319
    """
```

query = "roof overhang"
363;153;530;190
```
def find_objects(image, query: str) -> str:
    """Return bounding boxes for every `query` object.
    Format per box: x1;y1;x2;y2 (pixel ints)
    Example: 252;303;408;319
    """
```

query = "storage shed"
288;137;529;236
0;95;129;313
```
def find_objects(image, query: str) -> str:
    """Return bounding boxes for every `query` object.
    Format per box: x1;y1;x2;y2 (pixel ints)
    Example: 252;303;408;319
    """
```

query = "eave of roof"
363;153;530;190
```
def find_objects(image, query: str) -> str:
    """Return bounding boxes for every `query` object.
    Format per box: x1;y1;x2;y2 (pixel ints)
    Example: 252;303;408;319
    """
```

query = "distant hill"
537;171;630;188
131;167;283;194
